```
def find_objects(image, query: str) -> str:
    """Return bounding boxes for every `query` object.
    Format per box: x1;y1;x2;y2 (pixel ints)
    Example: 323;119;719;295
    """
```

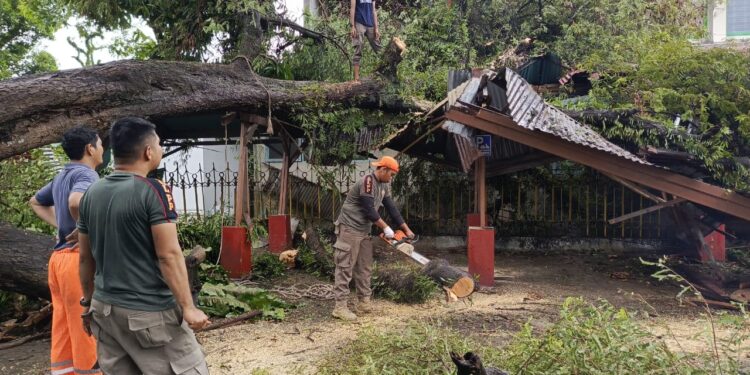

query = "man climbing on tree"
350;0;381;81
332;156;415;320
30;126;104;375
77;117;210;374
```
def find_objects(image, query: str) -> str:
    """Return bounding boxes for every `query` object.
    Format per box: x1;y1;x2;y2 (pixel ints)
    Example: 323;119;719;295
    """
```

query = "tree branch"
0;55;426;160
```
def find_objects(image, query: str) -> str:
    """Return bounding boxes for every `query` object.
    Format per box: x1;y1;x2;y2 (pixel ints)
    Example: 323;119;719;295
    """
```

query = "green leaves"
252;252;287;280
0;147;64;233
0;0;65;78
199;282;288;319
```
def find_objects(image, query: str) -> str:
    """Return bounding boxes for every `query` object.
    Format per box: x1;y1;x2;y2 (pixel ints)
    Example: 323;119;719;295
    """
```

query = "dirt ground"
0;248;730;375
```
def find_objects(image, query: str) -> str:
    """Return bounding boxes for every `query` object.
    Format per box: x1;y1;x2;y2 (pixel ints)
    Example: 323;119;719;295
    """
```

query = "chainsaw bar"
381;233;430;265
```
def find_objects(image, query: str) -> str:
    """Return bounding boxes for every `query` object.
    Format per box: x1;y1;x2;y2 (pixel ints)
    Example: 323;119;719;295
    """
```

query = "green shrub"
296;237;335;280
317;319;495;375
372;263;438;304
0;147;63;233
177;214;268;264
252;252;286;280
500;298;699;374
319;297;738;375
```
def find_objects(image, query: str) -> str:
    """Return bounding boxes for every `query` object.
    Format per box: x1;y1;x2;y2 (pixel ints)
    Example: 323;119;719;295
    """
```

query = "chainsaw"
379;230;430;265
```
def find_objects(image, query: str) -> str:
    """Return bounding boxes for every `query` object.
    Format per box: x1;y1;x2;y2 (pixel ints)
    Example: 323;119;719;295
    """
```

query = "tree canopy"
3;0;750;191
0;0;64;78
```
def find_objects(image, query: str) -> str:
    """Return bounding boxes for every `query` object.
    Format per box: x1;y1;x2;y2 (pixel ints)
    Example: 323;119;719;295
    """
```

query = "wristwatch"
80;297;91;307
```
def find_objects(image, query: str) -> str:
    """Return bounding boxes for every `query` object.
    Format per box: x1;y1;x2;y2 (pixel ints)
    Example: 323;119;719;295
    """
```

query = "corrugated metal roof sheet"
517;53;563;85
505;68;650;165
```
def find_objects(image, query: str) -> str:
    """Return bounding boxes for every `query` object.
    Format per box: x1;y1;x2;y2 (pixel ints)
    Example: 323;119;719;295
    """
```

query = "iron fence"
160;161;669;239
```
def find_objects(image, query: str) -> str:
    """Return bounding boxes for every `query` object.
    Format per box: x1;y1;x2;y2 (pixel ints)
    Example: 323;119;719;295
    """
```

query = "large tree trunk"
0;222;208;300
0;46;421;160
0;222;53;300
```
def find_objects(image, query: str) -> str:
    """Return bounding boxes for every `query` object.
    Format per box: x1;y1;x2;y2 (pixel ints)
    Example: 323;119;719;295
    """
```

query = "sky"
39;1;306;71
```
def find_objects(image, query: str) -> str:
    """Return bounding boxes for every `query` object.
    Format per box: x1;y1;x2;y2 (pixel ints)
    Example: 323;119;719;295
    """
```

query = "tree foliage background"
2;0;750;233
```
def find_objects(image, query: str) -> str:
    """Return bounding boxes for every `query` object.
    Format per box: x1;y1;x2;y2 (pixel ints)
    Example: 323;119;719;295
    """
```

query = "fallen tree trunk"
0;222;53;300
0;39;425;160
0;221;208;301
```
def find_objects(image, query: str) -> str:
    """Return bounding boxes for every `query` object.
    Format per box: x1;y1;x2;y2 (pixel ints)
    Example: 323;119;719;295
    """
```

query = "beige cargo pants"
333;224;373;302
90;299;208;374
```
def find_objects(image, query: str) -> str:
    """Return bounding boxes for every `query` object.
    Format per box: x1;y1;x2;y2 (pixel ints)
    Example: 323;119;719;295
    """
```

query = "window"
265;139;304;162
728;0;750;37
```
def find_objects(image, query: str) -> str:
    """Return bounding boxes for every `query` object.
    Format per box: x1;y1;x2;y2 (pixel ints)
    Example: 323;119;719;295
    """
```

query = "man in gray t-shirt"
332;156;414;320
30;126;103;375
78;117;209;374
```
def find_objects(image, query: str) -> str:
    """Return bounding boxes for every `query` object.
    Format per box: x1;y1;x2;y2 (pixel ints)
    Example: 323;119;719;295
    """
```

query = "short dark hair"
110;117;157;163
61;126;99;160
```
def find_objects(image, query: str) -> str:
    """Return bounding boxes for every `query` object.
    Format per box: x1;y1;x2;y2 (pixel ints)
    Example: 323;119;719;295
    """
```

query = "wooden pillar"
477;156;487;227
278;134;290;215
221;116;256;278
467;154;493;287
234;123;249;226
269;127;292;253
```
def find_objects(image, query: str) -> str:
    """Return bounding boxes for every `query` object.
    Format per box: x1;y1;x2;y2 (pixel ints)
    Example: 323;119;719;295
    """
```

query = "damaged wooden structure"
383;68;750;292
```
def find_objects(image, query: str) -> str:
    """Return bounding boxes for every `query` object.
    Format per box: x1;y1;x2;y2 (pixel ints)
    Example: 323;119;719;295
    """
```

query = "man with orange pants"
30;126;103;375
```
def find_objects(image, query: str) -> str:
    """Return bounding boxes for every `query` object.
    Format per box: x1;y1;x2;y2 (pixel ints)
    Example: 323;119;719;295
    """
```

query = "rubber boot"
332;300;357;321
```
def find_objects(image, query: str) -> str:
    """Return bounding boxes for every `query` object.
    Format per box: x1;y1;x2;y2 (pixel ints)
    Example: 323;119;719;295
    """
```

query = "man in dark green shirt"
78;117;210;374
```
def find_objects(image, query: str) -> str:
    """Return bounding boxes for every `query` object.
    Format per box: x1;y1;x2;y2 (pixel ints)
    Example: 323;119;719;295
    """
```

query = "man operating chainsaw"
332;155;415;320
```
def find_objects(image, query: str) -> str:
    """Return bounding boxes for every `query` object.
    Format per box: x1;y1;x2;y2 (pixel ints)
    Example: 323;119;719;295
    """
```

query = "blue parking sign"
476;135;492;157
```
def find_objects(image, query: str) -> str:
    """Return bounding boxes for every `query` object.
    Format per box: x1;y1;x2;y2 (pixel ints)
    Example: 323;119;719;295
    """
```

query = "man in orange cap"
332;155;415;320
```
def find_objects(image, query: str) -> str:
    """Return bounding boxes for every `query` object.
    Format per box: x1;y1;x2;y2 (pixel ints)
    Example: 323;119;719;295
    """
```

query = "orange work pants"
48;247;101;375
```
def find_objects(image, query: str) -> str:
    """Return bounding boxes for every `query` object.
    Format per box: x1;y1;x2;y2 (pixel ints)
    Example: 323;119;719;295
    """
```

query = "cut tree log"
0;39;425;160
421;258;475;298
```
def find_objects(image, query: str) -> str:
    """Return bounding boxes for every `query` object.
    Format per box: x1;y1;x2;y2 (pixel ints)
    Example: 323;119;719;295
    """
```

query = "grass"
318;297;745;375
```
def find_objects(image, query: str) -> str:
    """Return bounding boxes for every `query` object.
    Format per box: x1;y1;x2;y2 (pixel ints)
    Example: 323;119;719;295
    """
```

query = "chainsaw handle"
383;234;418;247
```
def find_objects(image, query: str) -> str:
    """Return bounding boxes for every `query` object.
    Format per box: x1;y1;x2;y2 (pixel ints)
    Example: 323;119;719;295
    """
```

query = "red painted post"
466;213;490;227
467;226;495;287
220;226;253;278
700;224;726;262
268;214;292;254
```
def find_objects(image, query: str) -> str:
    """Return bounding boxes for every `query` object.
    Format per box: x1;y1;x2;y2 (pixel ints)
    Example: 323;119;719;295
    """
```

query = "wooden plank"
445;108;750;221
608;198;685;224
395;119;446;158
604;173;664;203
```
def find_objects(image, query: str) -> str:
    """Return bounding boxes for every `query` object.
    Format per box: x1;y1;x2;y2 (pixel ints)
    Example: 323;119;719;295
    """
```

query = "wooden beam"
486;152;560;177
395;120;446;158
444;108;750;221
603;173;665;203
234;123;249;226
278;130;292;215
608;198;685;224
